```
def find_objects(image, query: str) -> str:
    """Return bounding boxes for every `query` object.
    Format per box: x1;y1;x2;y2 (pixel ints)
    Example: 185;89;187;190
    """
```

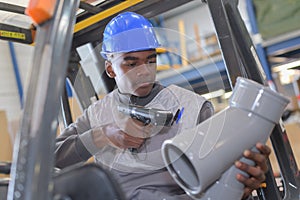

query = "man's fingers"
256;143;271;156
235;161;266;181
105;127;145;149
122;132;145;148
243;149;269;173
237;175;262;190
132;118;146;126
234;143;271;198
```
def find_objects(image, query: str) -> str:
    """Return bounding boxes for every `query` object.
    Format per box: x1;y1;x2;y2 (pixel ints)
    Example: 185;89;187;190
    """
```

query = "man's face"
107;50;157;97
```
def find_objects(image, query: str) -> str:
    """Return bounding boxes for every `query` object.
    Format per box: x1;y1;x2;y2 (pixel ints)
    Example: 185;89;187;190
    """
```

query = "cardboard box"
0;110;13;178
286;96;300;111
285;123;300;167
0;111;12;161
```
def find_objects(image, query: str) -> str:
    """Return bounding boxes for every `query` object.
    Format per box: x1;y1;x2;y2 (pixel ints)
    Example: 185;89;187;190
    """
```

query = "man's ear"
105;60;116;78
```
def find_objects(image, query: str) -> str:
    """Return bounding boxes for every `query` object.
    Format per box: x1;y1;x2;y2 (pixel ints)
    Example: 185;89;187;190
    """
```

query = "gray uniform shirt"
55;83;214;199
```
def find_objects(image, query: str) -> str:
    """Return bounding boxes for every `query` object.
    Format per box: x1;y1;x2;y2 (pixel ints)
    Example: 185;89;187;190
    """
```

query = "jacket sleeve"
55;109;93;169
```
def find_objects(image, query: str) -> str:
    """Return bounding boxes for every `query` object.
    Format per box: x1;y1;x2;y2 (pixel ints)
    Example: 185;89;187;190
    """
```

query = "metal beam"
72;0;195;48
7;0;80;199
206;0;300;199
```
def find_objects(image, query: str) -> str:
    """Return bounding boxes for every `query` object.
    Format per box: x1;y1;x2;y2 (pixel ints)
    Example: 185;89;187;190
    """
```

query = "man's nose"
136;64;151;76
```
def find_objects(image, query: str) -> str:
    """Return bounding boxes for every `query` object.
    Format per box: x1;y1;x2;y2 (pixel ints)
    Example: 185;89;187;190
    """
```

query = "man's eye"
126;63;137;67
148;60;157;64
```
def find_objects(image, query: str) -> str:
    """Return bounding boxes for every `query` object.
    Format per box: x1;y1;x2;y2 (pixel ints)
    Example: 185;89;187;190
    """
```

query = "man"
55;12;271;200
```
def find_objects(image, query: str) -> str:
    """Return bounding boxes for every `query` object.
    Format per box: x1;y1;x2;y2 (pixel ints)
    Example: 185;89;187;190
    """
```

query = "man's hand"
92;120;147;150
235;142;271;199
104;123;145;149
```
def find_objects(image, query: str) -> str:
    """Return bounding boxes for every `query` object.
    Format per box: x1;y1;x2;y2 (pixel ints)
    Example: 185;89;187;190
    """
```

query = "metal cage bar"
206;0;300;199
7;0;80;199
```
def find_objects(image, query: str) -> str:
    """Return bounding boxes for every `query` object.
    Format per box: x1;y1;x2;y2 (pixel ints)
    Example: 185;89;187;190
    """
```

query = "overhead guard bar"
74;0;143;33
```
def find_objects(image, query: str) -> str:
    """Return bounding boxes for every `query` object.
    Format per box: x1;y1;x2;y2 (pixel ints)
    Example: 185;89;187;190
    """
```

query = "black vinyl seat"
0;162;10;200
53;163;126;200
0;178;9;200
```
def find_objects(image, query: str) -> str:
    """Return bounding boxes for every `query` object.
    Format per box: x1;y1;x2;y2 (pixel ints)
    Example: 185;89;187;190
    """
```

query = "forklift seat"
53;163;125;200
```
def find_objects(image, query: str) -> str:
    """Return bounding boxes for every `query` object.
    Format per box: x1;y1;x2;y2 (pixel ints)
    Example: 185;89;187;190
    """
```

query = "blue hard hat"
101;12;160;59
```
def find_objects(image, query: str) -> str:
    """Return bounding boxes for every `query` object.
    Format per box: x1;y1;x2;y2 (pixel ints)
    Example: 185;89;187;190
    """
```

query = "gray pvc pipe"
162;77;289;199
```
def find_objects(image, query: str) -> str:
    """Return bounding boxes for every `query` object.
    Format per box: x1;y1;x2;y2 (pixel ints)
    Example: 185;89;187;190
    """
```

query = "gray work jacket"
55;83;213;199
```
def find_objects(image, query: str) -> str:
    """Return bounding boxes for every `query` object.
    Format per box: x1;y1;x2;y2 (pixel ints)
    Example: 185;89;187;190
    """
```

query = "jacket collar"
117;82;164;106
